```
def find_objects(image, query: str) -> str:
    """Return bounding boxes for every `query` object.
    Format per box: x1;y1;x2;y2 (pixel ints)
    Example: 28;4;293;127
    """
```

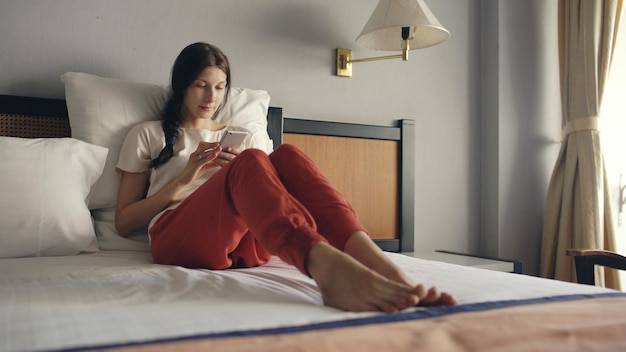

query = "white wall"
0;0;562;275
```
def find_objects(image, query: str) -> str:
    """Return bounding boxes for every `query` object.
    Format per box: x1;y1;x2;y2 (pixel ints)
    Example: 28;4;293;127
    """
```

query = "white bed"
2;250;624;352
1;73;626;352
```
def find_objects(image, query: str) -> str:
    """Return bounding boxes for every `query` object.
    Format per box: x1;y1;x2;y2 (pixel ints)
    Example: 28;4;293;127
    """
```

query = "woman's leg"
149;176;272;269
154;148;455;311
269;145;411;281
268;144;362;250
269;145;457;307
150;148;324;273
223;148;328;274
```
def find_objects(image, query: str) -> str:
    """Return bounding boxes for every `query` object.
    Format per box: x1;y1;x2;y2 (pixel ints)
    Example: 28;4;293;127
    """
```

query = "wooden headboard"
0;94;414;252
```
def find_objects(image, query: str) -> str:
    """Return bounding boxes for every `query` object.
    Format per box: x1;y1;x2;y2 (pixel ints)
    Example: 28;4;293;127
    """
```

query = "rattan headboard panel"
0;114;71;138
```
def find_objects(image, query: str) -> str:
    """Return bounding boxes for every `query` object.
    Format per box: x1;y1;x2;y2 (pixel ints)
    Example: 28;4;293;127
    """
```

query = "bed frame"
0;94;415;252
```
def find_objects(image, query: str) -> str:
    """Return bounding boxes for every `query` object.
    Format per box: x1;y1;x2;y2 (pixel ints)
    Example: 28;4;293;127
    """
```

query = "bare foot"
343;231;457;307
344;231;415;285
415;284;458;306
306;242;420;312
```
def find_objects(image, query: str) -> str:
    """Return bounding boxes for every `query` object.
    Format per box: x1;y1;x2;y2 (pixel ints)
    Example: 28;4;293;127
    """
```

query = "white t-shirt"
116;120;270;228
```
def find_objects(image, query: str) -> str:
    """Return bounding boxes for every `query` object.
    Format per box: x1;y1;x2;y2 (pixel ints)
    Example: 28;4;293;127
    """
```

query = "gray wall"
0;0;561;275
481;1;561;274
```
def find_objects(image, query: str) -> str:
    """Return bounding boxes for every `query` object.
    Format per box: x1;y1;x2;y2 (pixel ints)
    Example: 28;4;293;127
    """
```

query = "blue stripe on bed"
56;292;626;352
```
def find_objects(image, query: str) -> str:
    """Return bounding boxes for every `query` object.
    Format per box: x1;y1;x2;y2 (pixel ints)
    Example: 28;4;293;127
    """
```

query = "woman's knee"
270;143;303;163
227;148;273;174
240;147;267;157
235;148;268;164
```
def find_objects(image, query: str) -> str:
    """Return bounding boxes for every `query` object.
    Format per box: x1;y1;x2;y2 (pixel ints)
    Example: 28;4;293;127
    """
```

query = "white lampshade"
356;0;450;51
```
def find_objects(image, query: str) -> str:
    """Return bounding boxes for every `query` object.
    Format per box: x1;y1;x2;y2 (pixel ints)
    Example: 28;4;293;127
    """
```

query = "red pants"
149;144;365;274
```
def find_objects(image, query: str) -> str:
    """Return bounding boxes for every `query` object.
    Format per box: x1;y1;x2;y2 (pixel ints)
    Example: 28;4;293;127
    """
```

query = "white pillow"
0;137;107;258
62;72;169;210
61;72;272;251
214;87;273;153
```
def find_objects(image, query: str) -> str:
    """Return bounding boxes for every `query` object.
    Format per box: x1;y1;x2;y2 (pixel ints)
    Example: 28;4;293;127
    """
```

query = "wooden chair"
566;249;626;285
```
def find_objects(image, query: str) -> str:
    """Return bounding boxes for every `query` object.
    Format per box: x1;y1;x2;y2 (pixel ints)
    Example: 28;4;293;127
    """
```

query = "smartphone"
219;130;249;149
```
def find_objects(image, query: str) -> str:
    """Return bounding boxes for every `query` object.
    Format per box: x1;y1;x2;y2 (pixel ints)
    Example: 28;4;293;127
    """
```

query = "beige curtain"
541;0;623;289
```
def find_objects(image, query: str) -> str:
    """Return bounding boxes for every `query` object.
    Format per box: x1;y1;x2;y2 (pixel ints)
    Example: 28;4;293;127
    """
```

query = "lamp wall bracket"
336;48;353;77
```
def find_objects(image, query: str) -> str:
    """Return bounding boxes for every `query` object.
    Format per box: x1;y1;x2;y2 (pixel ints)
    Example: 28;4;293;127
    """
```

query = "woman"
115;42;456;313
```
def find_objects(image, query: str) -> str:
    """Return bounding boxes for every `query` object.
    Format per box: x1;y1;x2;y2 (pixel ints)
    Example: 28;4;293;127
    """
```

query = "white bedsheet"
0;250;616;352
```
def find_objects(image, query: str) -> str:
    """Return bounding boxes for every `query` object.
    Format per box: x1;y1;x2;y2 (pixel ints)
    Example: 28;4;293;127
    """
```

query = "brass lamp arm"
336;39;410;77
348;54;404;64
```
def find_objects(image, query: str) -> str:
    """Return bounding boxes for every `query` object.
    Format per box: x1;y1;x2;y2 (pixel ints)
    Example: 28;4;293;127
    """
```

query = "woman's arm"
115;141;223;237
115;171;186;237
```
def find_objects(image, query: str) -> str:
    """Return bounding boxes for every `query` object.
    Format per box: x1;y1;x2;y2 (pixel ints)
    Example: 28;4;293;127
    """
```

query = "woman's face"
181;66;227;124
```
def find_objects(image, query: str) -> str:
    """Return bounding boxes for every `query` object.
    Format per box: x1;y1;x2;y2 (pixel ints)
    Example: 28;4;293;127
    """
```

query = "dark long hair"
151;42;232;168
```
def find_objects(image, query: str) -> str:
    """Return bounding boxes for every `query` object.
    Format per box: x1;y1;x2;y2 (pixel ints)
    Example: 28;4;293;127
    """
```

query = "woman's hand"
213;146;242;167
178;142;222;185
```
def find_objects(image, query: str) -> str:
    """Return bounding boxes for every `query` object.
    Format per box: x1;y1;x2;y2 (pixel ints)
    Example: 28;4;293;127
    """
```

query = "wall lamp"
336;0;450;77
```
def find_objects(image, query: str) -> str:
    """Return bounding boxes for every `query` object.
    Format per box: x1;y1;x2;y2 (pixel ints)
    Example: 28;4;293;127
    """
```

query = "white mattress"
0;250;617;352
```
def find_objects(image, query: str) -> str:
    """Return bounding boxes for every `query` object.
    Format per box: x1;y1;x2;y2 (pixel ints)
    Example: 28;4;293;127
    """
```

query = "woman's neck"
180;118;225;131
